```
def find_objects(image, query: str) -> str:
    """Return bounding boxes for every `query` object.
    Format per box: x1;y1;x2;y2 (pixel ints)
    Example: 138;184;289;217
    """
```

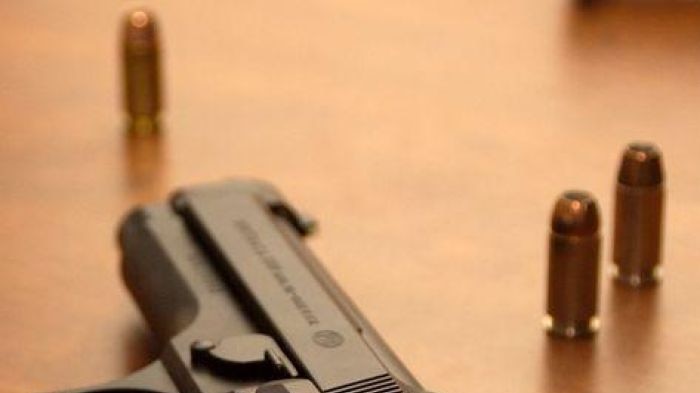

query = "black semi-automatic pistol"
61;179;430;393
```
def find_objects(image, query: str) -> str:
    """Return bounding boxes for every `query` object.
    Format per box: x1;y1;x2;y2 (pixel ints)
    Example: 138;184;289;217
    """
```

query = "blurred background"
1;1;699;392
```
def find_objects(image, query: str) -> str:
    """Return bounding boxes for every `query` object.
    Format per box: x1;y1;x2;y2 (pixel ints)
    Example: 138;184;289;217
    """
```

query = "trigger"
191;334;298;380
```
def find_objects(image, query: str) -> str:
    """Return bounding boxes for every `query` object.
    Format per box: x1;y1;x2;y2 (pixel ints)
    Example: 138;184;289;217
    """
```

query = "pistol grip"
56;360;177;393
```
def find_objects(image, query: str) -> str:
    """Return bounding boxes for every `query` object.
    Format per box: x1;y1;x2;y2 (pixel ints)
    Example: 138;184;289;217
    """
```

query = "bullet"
122;10;162;134
613;142;665;287
545;191;601;338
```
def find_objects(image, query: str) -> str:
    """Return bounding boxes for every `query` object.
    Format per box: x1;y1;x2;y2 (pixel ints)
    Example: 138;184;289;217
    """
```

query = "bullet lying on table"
612;142;665;287
545;191;601;338
122;9;162;135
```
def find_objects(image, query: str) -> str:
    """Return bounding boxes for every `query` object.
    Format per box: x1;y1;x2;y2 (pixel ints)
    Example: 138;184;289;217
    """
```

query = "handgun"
60;179;431;393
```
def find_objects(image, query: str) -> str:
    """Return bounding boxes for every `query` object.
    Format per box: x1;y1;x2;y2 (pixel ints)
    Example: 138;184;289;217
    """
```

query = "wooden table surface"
2;1;699;392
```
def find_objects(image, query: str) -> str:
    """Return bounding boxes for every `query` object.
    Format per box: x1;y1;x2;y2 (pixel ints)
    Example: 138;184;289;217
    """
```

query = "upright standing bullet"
122;10;162;134
545;191;601;338
613;142;665;287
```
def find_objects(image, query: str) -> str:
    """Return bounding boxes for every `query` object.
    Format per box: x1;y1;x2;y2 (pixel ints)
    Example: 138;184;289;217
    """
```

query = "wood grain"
1;1;699;392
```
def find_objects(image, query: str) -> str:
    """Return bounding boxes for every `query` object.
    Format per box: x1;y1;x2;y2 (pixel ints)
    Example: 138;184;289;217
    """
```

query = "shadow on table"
538;281;661;393
539;333;598;393
566;0;700;55
123;320;161;373
604;282;662;383
121;131;169;203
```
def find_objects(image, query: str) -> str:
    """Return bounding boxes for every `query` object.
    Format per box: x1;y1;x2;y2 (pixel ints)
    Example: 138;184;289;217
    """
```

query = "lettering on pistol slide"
234;219;320;326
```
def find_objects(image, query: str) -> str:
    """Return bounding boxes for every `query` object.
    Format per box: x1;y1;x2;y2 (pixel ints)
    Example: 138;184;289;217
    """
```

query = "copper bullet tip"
551;191;600;236
617;142;664;187
125;10;157;45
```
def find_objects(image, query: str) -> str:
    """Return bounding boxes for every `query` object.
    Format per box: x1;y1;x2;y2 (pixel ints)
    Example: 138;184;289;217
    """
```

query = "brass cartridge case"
613;142;664;287
122;10;162;134
545;191;601;338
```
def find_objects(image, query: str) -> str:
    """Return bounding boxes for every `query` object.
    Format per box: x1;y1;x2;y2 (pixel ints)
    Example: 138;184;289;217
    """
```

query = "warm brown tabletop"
1;2;699;392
